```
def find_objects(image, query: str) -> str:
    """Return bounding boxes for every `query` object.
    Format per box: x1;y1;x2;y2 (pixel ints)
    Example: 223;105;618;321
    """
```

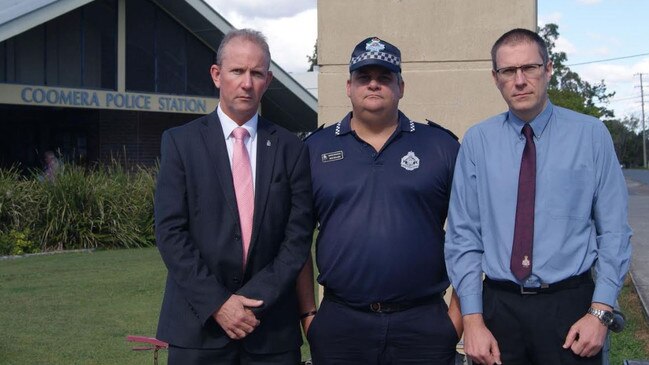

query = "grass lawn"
0;247;311;365
1;248;647;364
0;248;168;365
610;275;649;364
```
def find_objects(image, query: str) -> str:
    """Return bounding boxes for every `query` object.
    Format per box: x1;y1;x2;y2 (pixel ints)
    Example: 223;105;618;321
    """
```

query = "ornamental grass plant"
0;160;156;255
0;167;38;231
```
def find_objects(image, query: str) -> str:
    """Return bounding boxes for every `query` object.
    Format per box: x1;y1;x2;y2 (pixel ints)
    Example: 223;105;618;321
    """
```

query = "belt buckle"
370;302;382;312
520;283;549;295
519;285;538;295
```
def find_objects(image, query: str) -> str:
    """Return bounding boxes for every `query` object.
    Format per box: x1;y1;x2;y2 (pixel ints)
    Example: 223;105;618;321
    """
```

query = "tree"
604;116;645;167
539;24;616;120
306;42;317;72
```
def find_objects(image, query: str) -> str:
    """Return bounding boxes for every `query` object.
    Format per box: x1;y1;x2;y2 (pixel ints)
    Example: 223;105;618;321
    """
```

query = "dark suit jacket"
154;110;314;353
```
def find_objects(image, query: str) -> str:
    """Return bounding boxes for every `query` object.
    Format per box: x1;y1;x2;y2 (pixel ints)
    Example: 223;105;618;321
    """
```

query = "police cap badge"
349;36;401;73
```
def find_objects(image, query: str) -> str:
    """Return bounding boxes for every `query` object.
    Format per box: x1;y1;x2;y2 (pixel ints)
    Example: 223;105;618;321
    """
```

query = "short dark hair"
216;29;271;69
491;28;549;71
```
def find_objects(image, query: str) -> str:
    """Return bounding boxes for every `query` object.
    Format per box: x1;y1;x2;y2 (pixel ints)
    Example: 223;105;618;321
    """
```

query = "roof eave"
0;0;93;42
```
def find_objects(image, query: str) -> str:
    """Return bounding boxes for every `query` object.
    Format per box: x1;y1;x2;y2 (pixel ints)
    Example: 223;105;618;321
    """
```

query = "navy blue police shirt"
306;111;460;305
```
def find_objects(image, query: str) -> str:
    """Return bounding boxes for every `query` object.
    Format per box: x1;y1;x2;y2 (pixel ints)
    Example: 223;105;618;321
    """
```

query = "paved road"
625;169;649;186
624;169;649;319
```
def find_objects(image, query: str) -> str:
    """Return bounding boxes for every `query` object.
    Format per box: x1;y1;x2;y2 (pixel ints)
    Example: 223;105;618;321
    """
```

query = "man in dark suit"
154;28;314;365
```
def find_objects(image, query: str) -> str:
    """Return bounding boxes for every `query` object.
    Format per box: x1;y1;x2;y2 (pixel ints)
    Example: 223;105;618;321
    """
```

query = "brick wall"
98;110;197;166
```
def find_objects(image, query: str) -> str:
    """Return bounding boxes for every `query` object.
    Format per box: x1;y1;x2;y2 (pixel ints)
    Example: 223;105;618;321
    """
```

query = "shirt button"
233;277;241;284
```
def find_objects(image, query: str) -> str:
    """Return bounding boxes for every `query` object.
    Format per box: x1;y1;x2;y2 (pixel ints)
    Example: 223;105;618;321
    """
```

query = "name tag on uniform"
322;151;344;163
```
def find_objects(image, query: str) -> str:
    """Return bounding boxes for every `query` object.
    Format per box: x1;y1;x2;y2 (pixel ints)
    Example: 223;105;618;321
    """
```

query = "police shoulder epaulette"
426;119;459;141
301;123;325;141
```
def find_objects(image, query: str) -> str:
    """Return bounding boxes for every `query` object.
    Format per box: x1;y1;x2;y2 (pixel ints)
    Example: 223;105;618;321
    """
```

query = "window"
126;0;216;97
0;0;117;89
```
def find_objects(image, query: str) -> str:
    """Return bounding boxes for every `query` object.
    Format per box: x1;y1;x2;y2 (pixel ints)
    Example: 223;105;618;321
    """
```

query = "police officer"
297;37;462;365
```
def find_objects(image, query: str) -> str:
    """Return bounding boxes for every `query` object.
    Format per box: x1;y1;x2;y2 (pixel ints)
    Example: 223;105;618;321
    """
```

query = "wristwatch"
588;307;615;327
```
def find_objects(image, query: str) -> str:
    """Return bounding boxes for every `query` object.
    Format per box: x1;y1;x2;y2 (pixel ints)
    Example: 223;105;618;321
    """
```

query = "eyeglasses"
495;63;545;80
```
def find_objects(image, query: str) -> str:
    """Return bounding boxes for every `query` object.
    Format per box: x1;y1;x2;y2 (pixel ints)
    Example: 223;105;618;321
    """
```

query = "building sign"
0;84;218;114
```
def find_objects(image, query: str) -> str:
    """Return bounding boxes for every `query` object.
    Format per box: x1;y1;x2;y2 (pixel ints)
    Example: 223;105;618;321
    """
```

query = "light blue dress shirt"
444;102;632;315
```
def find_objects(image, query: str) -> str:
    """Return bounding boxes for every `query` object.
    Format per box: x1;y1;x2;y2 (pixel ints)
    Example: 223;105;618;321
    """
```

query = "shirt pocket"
548;168;594;220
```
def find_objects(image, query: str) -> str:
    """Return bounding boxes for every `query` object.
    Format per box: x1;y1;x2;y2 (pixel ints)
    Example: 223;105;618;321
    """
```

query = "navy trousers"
307;297;458;365
168;341;300;365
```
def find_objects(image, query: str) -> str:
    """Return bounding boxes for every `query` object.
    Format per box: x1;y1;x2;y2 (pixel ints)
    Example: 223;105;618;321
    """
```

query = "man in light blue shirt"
444;28;632;365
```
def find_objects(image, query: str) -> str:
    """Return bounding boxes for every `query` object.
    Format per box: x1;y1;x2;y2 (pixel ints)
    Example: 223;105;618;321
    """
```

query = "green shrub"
0;231;11;255
0;167;39;231
0;161;157;252
0;229;37;256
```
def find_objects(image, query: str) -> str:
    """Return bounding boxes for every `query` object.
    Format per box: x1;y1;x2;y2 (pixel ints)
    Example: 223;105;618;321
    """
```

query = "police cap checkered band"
349;37;401;73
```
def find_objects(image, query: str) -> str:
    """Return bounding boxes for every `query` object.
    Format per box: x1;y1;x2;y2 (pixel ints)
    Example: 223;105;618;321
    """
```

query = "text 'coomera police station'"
20;87;208;113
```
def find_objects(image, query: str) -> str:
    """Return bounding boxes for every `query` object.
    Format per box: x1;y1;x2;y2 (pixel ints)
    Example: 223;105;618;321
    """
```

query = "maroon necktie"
511;123;536;282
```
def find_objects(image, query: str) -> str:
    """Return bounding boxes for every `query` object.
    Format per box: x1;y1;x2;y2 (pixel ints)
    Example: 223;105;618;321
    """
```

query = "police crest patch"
365;38;386;52
400;151;420;171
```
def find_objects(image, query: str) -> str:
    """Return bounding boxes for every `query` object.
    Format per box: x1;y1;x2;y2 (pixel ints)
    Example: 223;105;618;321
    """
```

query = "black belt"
484;271;592;295
323;289;442;313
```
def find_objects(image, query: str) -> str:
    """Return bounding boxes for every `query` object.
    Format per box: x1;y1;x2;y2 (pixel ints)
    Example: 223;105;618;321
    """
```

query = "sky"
206;0;648;122
205;0;317;73
538;0;649;122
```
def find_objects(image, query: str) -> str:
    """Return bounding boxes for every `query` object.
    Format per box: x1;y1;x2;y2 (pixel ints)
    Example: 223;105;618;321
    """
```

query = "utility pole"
637;73;647;169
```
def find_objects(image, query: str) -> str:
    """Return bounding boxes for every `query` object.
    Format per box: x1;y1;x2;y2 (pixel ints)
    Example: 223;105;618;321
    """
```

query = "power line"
566;52;649;67
609;96;641;103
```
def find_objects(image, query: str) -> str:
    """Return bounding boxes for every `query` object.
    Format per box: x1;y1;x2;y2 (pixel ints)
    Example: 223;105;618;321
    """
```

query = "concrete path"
624;169;649;318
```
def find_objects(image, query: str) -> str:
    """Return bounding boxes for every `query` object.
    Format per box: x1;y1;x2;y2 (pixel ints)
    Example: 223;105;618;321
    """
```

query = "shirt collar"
507;101;553;138
334;110;416;136
218;104;258;140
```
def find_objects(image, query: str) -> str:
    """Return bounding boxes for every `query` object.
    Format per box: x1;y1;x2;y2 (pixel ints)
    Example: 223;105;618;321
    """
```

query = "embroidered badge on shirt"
322;151;344;163
400;151;420;171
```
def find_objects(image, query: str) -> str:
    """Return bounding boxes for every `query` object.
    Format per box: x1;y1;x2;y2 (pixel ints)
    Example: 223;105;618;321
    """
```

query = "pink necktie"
511;123;536;281
231;127;254;267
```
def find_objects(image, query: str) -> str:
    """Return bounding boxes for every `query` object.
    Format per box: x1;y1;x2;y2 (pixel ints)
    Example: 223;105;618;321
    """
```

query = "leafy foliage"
0;161;156;252
540;23;646;167
604;116;646;168
0;229;37;255
539;23;616;120
307;41;317;71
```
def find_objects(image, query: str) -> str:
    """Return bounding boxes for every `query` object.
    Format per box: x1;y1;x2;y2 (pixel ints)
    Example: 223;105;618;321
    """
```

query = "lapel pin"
266;140;271;147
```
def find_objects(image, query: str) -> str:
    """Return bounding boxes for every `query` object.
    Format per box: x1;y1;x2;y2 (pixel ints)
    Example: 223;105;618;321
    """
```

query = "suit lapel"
200;112;240;222
249;117;278;252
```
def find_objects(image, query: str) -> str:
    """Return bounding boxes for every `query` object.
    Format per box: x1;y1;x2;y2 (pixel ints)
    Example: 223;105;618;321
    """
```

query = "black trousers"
307;297;458;365
482;278;603;365
168;341;301;365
